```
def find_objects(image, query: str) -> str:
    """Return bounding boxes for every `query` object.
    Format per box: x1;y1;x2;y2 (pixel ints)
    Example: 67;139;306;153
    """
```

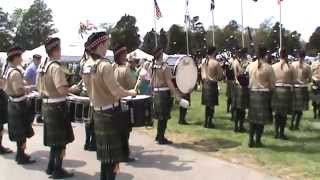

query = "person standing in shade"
272;48;295;140
201;46;224;128
113;45;137;162
3;46;35;164
247;46;275;148
291;50;312;130
37;38;78;178
81;32;136;180
152;47;182;144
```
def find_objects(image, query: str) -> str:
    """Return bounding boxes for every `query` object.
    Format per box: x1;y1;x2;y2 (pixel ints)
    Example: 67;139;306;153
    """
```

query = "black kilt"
248;91;272;125
272;86;293;114
292;86;309;111
42;101;74;147
153;90;173;120
311;86;320;104
0;90;8;131
232;85;249;110
201;80;219;107
7;100;34;142
93;107;126;163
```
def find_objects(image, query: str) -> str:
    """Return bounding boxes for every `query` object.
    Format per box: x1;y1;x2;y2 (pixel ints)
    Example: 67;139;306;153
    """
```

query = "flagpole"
279;1;282;50
241;0;245;48
153;1;158;48
185;0;190;55
211;9;215;46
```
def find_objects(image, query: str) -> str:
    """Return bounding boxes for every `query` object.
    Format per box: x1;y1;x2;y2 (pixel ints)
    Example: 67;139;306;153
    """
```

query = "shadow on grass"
173;138;241;153
267;143;320;154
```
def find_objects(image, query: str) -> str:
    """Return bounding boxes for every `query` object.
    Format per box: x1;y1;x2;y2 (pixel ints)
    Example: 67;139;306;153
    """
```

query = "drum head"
122;95;151;101
175;56;198;94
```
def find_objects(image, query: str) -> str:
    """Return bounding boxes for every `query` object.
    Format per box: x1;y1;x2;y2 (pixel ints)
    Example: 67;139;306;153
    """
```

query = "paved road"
0;123;280;180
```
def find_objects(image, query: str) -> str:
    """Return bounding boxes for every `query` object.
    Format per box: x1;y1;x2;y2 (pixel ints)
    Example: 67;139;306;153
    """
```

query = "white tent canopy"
127;49;153;61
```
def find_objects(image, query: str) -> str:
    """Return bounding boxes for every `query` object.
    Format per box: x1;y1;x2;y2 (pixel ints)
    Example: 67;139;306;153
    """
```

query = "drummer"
81;32;136;180
232;48;249;133
291;50;312;130
272;48;295;140
152;47;182;144
201;46;224;129
113;45;137;162
37;38;78;178
0;60;13;154
311;57;320;119
3;46;35;164
78;52;97;151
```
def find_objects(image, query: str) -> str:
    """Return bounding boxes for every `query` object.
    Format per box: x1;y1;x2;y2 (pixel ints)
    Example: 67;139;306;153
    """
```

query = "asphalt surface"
0;123;280;180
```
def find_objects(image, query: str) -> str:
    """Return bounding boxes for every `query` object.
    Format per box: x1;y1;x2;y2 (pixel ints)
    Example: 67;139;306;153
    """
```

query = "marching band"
0;31;320;180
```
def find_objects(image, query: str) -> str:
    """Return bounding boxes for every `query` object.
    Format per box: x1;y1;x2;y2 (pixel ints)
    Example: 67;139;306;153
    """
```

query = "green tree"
111;14;141;52
100;23;113;35
141;29;158;54
14;0;57;50
10;8;27;33
0;7;13;51
306;27;320;56
167;24;186;54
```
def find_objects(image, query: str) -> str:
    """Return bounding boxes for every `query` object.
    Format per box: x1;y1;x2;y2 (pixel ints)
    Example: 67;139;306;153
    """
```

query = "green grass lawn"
143;83;320;180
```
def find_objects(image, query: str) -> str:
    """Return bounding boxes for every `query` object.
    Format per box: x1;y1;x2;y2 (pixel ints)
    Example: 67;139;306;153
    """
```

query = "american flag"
154;0;162;19
277;0;283;5
210;0;215;11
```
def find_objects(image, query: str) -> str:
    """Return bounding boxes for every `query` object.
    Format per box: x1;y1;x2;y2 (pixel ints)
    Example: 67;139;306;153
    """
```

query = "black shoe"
248;141;255;148
46;167;54;175
158;138;173;145
51;169;74;179
207;124;215;129
255;141;265;148
239;127;247;133
84;144;89;151
36;116;43;123
0;146;13;155
179;121;190;125
274;133;280;139
279;134;289;140
124;157;136;163
234;127;239;133
289;126;294;131
87;145;97;152
17;154;36;165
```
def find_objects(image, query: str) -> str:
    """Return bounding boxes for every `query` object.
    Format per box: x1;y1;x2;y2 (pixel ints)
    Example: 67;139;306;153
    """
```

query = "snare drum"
121;95;153;127
67;95;92;123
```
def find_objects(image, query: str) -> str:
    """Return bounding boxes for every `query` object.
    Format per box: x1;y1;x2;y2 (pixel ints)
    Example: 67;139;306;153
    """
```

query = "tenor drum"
121;95;153;128
67;95;92;123
167;55;198;94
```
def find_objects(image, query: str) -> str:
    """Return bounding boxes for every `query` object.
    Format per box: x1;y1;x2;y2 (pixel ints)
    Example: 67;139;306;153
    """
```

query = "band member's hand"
69;85;81;94
25;86;32;94
128;89;137;97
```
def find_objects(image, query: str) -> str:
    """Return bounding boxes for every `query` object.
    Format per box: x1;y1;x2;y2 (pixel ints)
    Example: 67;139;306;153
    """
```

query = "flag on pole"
154;0;162;19
210;0;215;11
277;0;283;5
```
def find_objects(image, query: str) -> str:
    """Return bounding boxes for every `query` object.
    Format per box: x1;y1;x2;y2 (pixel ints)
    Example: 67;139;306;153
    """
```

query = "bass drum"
174;56;198;94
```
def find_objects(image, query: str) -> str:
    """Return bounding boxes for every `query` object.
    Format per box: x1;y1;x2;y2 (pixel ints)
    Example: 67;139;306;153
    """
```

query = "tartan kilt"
42;101;74;147
232;85;249;110
292;86;309;111
0;90;8;130
310;86;320;104
272;86;293;114
153;90;173;120
7;100;34;142
93;108;126;163
201;80;219;107
226;80;235;100
248;91;272;125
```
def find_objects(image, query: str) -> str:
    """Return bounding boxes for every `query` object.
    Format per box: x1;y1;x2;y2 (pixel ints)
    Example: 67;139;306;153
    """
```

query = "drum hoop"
175;56;197;94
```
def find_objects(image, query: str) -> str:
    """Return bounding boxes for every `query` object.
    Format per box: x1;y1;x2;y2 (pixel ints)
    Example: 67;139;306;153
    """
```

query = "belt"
275;83;292;87
154;87;170;92
250;88;270;92
94;103;119;111
294;84;308;88
42;97;66;104
9;95;27;102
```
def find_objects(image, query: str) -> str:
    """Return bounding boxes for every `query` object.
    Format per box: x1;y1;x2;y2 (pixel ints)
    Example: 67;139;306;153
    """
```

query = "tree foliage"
167;24;186;55
306;27;320;56
111;14;141;52
14;0;57;50
0;7;13;51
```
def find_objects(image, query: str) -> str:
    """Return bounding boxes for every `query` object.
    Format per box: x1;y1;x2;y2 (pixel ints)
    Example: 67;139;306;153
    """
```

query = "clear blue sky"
1;0;319;43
